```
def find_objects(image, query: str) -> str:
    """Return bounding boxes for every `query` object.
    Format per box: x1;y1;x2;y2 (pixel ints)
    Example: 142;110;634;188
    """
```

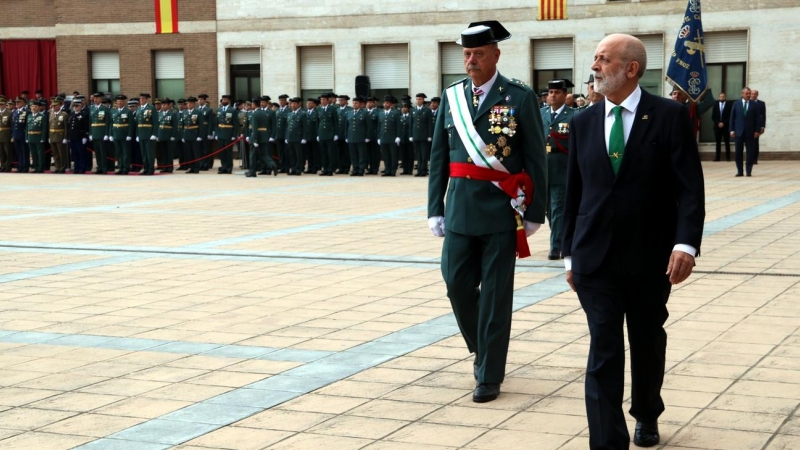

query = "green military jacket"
238;109;249;138
249;108;275;144
366;108;379;141
215;105;239;141
90;104;111;140
399;112;411;142
157;109;178;142
110;107;134;140
337;105;352;139
540;104;576;186
175;108;185;141
26;111;48;144
181;108;204;141
285;109;306;143
346;108;369;143
316;104;338;140
411;106;433;141
0;108;11;143
428;74;547;235
377;108;401;142
303;108;318;142
244;110;253;137
136;103;157;140
199;105;214;138
49;109;69;143
274;106;290;141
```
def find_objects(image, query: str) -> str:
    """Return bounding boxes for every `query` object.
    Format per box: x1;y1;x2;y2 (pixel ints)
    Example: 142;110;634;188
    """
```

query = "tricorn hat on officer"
353;96;366;103
115;94;127;101
261;95;271;102
153;98;162;104
197;94;209;99
585;74;595;84
456;20;511;48
186;96;198;102
337;94;350;100
139;93;151;98
278;94;289;99
430;96;441;103
415;93;427;99
221;94;232;100
548;79;575;91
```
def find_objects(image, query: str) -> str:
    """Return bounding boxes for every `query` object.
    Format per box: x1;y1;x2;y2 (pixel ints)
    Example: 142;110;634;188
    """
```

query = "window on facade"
532;38;573;94
364;44;409;100
635;34;664;96
299;45;333;101
154;50;185;100
699;31;748;143
229;48;261;101
91;52;120;96
441;42;466;92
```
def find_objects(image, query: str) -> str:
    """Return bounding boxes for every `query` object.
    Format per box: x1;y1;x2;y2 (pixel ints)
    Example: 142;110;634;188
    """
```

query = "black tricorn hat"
278;94;289;99
353;96;366;103
383;95;393;102
548;79;575;91
430;96;441;103
585;74;595;84
115;94;127;101
139;93;151;98
337;94;350;100
221;94;232;99
261;95;271;102
307;97;319;104
186;96;198;102
456;21;511;48
415;93;427;99
197;94;209;99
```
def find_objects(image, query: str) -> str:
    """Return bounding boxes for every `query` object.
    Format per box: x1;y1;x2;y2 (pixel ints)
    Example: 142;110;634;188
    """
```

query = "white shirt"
564;85;696;271
471;70;499;109
550;104;566;118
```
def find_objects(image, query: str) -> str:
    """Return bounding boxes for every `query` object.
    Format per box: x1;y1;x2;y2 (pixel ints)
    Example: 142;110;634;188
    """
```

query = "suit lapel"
617;89;655;179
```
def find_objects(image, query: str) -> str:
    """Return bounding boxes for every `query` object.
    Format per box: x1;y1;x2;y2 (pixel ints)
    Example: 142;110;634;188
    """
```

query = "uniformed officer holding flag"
428;21;547;403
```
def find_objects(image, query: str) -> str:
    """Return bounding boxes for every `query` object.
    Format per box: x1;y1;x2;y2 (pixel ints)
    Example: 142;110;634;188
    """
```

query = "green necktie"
609;105;625;175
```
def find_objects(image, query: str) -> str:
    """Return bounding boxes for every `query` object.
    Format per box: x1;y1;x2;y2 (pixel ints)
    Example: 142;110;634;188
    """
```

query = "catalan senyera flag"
155;0;179;34
538;0;567;20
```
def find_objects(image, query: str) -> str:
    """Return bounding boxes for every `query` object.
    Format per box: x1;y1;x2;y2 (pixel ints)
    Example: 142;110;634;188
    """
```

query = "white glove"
150;135;157;141
524;221;541;237
62;139;67;144
395;137;400;145
377;139;381;145
334;135;338;141
231;137;235;141
365;138;370;143
170;137;175;141
428;216;445;237
427;137;432;142
109;137;114;142
126;136;131;141
301;139;306;144
254;143;259;147
269;138;274;142
316;136;320;142
246;137;250;143
285;139;288;144
81;138;87;145
196;137;202;142
88;135;92;142
207;135;213;140
136;137;139;142
182;139;185;143
26;140;29;143
409;137;413;142
103;135;108;141
345;139;349;143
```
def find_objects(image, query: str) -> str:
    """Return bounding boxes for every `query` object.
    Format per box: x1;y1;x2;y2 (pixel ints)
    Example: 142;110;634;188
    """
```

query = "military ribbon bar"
155;0;179;34
538;0;567;20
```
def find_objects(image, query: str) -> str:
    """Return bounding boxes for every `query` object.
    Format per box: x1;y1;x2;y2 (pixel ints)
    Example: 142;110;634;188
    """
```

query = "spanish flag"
155;0;179;34
538;0;567;20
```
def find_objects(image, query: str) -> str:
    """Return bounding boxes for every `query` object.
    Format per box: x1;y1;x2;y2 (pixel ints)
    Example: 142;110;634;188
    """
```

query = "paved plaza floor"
0;161;799;450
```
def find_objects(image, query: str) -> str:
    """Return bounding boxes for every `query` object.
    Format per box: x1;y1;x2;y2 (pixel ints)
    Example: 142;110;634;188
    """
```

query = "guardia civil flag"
155;0;179;34
666;0;708;102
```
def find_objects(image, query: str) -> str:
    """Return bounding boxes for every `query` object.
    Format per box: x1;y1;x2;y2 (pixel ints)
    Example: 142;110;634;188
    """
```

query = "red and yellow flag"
155;0;179;34
538;0;567;20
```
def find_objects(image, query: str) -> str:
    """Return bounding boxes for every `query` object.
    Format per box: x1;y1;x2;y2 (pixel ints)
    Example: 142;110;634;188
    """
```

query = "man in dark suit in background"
563;34;705;449
729;86;760;177
751;89;766;164
711;92;732;161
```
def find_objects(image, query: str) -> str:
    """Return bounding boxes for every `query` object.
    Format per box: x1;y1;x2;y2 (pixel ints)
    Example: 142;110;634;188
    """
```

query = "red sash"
548;131;569;154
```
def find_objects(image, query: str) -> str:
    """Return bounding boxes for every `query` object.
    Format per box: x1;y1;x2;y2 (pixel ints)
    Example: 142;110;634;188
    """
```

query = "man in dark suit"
563;34;705;449
751;89;766;164
729;87;760;177
428;20;547;404
711;92;732;161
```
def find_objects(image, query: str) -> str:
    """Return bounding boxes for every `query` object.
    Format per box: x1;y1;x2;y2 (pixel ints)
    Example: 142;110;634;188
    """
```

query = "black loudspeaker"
355;75;371;98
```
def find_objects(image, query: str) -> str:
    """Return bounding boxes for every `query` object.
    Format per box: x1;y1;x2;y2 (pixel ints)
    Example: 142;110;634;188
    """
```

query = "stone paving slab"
0;161;798;449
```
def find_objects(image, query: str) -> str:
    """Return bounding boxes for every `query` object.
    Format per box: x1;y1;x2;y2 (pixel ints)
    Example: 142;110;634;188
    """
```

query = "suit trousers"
547;183;566;252
338;139;351;172
114;140;131;172
319;139;337;173
348;142;368;174
50;141;68;172
14;139;30;171
734;135;756;175
713;126;731;160
399;141;413;174
441;229;517;384
0;142;14;171
413;140;430;174
573;269;671;450
380;142;399;174
69;140;86;173
754;136;760;162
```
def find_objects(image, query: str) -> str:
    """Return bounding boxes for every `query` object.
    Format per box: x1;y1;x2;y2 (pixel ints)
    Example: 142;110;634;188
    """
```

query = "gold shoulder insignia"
507;78;530;89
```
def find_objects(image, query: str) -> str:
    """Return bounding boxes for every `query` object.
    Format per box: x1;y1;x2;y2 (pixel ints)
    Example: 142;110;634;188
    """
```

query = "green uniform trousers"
441;229;517;384
29;143;44;172
548;183;566;253
114;140;131;172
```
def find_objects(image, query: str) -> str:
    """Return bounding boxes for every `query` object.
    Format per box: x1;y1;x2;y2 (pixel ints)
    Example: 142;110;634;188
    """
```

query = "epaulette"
508;78;531;89
447;77;469;88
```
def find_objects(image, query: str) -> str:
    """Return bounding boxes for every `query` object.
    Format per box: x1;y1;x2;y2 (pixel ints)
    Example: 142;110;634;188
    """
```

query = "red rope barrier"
86;137;245;168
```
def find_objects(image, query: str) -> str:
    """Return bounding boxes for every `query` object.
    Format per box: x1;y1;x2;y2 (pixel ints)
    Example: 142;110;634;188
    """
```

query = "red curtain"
1;40;58;99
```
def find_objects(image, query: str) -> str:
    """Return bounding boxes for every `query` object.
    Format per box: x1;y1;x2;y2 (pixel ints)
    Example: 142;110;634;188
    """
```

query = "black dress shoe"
334;169;346;174
735;173;743;177
115;170;123;175
746;173;752;177
245;172;256;177
177;166;188;171
472;383;500;403
713;158;720;162
547;250;561;260
633;421;659;447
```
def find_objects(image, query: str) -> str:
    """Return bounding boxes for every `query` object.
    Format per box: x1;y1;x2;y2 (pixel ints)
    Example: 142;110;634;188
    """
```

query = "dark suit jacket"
728;100;759;137
753;100;766;130
562;88;705;275
711;100;732;130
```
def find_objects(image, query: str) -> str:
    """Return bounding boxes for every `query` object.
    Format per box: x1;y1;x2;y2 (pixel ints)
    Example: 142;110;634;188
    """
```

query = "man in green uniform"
26;100;49;173
246;96;278;177
274;94;290;173
241;99;255;171
412;93;433;176
49;97;69;173
135;93;157;175
428;21;547;403
157;99;178;173
89;93;111;174
346;96;369;176
399;102;413;175
0;98;11;172
303;98;319;173
197;94;215;170
378;95;401;176
317;92;339;176
175;99;188;170
181;96;203;174
336;94;352;174
285;97;307;175
110;95;134;174
541;79;576;260
215;94;239;174
365;96;380;174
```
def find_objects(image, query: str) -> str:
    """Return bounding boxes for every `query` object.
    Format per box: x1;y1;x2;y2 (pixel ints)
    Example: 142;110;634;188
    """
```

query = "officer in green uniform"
378;95;401;176
274;94;290;173
135;93;157;175
412;93;433;176
317;92;339;176
181;96;203;173
336;94;352;174
365;96;380;174
428;21;547;403
110;95;134;174
0;98;11;172
246;96;278;177
157;99;178;173
48;97;69;173
175;99;188;170
241;99;255;171
303;98;319;173
285;97;307;175
541;79;576;260
89;93;111;174
346;96;369;176
26;100;49;173
215;94;239;174
398;102;413;175
197;94;215;170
